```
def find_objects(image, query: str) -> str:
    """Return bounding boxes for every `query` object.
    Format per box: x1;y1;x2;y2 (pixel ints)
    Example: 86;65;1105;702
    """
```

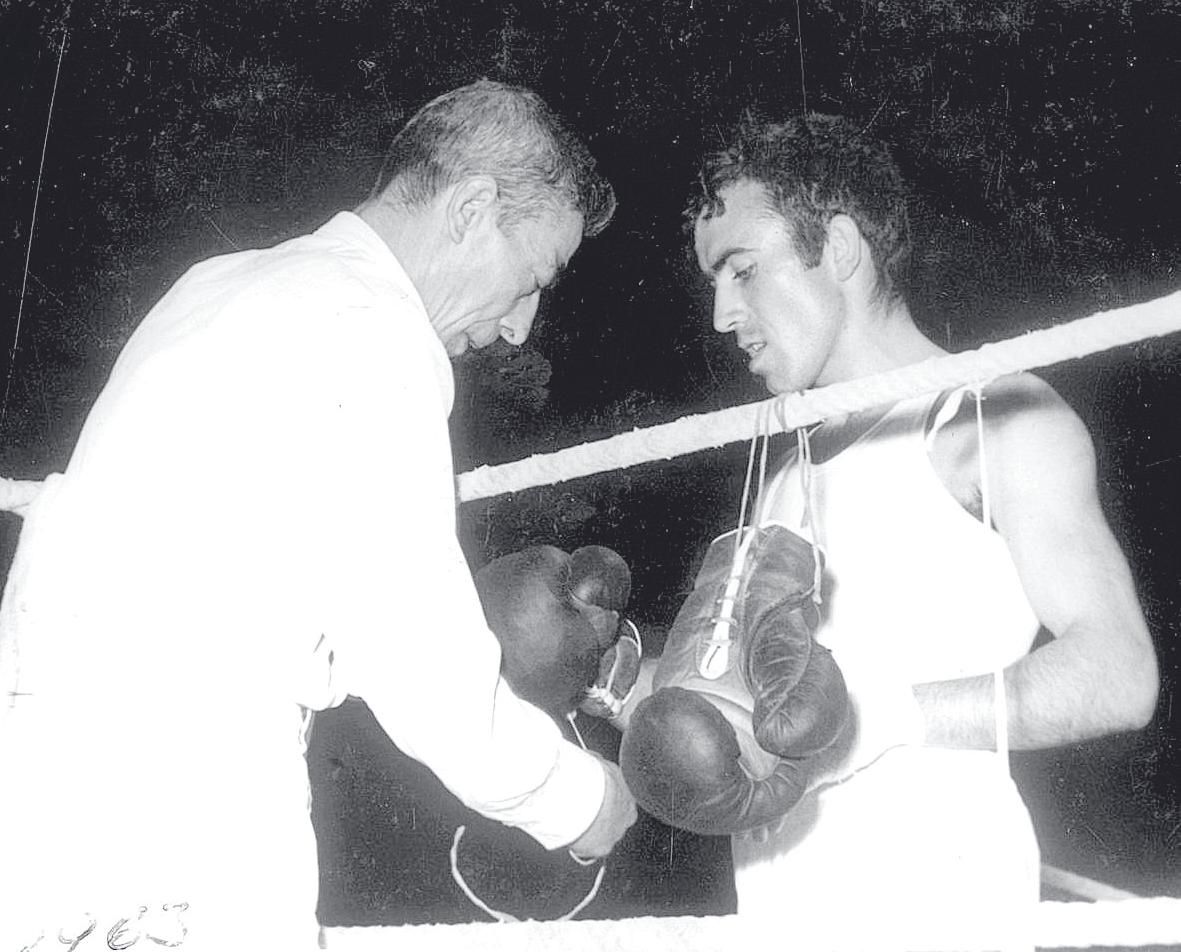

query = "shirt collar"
315;210;431;320
314;210;455;413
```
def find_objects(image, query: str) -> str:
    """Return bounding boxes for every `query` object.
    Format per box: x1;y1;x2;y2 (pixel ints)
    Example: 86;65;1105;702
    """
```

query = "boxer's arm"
917;376;1158;749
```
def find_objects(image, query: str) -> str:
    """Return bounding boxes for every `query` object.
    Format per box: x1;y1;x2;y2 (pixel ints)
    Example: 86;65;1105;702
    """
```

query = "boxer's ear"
823;214;864;283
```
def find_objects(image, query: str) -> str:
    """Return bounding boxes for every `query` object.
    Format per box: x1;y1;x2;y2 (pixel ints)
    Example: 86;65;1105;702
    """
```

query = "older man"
0;81;635;949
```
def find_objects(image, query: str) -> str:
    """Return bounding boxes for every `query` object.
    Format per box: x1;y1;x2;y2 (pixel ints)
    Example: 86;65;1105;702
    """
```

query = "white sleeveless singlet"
731;390;1042;939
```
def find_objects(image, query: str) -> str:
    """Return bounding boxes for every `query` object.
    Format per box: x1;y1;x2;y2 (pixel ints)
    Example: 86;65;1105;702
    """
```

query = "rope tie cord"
457;289;1181;503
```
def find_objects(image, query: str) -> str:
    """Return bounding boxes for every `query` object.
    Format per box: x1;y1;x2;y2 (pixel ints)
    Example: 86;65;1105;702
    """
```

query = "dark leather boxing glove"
566;545;642;721
738;534;848;758
475;545;598;720
621;686;808;836
619;523;849;835
567;545;632;651
474;544;636;722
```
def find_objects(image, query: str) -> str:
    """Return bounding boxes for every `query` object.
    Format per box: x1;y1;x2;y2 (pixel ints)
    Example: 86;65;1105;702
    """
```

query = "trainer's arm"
917;377;1158;749
318;305;619;852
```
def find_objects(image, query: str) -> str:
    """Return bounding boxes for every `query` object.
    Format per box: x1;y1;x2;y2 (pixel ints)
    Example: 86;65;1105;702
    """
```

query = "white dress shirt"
0;212;603;948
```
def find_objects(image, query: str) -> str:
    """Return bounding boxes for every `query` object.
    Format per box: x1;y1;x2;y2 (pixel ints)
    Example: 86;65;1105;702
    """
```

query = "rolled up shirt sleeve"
310;300;605;850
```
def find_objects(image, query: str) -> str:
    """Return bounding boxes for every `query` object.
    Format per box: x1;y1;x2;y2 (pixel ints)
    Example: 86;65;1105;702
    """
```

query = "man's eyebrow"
708;246;751;275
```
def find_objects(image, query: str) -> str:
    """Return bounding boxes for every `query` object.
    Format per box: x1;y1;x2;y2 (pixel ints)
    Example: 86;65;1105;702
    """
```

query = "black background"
2;0;1179;925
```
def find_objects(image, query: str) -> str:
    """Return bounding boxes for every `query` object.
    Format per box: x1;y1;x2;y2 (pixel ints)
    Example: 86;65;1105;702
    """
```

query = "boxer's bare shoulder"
926;373;1095;524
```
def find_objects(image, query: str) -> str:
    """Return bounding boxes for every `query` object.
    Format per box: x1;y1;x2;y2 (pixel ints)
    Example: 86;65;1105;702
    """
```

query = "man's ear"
445;175;499;243
824;214;864;283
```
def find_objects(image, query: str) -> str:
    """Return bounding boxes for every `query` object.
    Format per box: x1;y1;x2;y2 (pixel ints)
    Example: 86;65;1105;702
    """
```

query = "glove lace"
582;619;643;719
699;402;776;680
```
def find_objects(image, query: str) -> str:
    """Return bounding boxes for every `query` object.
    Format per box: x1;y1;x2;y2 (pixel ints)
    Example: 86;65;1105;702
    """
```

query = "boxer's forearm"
915;626;1156;750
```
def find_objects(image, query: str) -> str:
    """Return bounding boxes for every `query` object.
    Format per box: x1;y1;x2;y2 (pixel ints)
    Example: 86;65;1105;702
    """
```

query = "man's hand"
0;477;45;518
566;755;637;861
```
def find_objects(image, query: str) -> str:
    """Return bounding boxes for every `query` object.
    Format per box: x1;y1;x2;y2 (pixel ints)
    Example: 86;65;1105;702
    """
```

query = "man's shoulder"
934;374;1089;453
928;374;1098;520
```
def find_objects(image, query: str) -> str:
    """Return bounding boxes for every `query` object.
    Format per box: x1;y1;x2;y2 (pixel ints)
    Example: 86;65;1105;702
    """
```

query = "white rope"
447;825;607;924
448;705;608;923
321;896;1181;951
1040;863;1141;903
1;291;1176;516
457;289;1181;502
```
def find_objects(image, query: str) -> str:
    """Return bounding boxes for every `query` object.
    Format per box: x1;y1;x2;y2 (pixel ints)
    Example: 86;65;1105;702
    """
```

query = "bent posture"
0;81;635;949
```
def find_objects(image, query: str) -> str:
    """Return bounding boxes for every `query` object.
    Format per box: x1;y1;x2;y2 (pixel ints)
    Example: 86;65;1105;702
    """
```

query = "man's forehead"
695;185;776;258
700;179;796;240
706;178;777;217
520;206;581;258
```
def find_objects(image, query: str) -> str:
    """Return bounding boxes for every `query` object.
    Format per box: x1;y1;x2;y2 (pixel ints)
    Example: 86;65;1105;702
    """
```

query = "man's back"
0;214;425;948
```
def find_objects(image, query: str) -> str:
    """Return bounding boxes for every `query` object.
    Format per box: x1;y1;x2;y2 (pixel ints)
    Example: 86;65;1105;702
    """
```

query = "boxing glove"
620;523;849;835
474;543;635;721
566;545;642;720
567;545;631;649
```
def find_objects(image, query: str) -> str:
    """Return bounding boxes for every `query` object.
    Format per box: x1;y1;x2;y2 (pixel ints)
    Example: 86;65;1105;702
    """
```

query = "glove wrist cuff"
580;619;643;720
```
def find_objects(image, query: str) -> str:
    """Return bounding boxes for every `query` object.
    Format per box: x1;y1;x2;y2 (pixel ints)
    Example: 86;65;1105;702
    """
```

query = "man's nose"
500;291;540;346
712;285;744;334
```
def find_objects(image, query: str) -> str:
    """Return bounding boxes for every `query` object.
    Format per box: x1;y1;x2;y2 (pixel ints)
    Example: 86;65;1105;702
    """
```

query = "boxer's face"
694;179;846;394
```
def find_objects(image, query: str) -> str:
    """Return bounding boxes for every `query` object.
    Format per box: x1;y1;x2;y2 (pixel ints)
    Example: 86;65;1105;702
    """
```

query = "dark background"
2;0;1179;926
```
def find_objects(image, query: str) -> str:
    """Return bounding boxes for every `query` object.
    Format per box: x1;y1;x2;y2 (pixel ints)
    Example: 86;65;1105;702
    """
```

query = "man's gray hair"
374;80;616;237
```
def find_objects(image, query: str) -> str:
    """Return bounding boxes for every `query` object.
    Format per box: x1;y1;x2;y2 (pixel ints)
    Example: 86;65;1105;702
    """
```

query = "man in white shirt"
0;80;635;950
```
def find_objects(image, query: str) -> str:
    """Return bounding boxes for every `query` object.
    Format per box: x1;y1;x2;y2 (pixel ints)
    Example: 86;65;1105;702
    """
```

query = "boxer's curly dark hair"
690;113;912;304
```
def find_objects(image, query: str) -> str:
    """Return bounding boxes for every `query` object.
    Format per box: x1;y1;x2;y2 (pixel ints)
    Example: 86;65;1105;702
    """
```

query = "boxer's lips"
739;340;767;370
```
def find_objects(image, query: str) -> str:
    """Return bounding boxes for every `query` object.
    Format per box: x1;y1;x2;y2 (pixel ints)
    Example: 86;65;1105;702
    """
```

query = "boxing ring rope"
457;287;1181;503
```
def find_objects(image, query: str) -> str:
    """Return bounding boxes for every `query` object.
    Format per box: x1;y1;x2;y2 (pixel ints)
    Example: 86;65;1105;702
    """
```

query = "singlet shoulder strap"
923;386;976;450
